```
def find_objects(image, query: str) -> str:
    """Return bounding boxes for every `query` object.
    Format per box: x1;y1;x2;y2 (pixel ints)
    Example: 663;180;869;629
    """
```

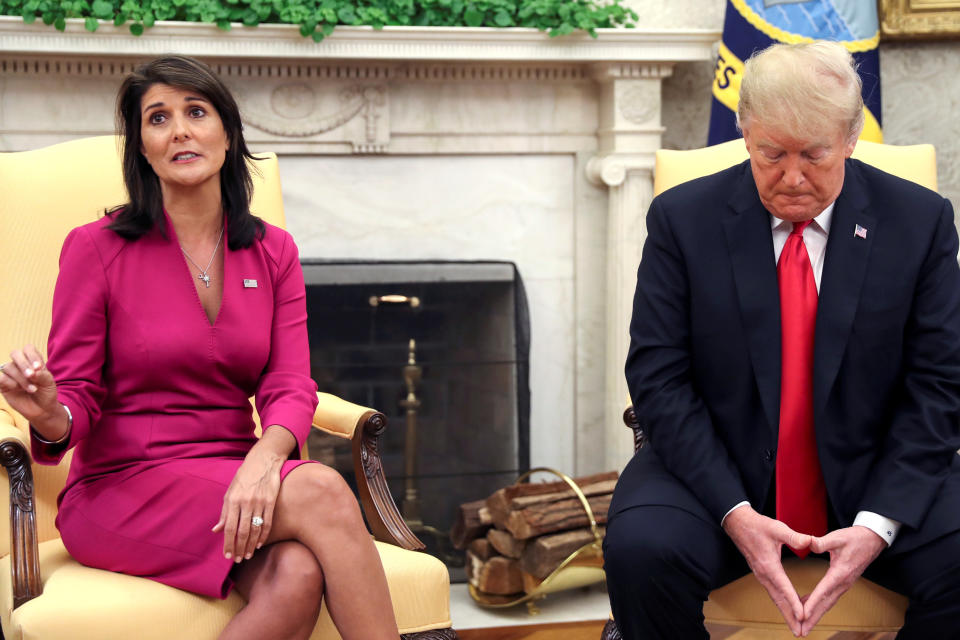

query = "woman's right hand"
0;346;63;431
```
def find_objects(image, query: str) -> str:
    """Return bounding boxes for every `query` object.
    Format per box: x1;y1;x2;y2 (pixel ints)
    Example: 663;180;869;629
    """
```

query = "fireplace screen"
302;260;530;579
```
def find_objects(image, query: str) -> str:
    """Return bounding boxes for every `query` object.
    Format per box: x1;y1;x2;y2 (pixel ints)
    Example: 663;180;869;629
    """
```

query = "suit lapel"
814;160;875;418
723;164;782;435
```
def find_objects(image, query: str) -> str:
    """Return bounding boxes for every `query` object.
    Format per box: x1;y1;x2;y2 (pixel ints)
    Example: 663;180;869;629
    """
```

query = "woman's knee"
283;464;359;518
263;541;325;601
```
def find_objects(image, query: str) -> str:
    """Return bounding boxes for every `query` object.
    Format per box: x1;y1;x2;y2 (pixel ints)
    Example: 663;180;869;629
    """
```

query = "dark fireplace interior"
302;260;530;580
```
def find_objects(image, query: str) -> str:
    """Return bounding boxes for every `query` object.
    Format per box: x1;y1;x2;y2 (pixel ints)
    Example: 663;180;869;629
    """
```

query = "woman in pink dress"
0;56;399;640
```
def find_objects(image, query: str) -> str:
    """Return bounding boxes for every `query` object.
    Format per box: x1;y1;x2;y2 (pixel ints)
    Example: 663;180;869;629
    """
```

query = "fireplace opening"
302;260;531;579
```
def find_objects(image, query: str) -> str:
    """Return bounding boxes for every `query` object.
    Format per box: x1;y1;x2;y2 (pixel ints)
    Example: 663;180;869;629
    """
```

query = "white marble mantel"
0;18;719;474
0;17;714;61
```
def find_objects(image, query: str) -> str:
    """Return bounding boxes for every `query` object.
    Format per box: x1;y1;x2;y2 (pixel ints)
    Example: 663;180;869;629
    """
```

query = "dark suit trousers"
603;505;960;640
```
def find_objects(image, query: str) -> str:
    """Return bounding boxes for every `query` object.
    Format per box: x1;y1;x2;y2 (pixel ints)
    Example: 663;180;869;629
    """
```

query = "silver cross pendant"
199;273;211;288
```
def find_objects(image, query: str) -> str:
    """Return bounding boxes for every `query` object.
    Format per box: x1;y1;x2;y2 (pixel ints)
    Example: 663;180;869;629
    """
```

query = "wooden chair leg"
401;629;459;639
601;619;622;640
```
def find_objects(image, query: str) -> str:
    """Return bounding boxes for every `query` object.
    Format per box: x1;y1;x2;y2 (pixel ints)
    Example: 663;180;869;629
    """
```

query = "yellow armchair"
0;136;456;639
604;138;930;639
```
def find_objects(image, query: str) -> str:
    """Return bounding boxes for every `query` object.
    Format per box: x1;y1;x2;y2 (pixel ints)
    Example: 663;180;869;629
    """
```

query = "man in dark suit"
604;41;960;639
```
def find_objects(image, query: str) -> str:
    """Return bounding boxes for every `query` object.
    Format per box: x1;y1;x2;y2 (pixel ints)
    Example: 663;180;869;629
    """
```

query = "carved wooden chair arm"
0;413;42;609
622;404;645;454
312;393;425;551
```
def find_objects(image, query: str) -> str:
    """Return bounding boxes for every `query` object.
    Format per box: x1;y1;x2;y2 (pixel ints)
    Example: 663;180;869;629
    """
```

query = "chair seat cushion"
1;538;451;639
703;558;906;631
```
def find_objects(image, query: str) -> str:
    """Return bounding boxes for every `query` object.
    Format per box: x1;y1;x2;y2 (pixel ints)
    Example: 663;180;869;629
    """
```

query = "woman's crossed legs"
221;463;399;640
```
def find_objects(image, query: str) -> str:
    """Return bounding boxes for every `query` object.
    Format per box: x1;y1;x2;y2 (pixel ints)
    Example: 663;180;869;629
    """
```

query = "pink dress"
31;213;319;598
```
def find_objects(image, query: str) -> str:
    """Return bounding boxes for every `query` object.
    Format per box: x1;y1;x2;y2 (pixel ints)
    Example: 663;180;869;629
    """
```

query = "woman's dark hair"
107;55;264;249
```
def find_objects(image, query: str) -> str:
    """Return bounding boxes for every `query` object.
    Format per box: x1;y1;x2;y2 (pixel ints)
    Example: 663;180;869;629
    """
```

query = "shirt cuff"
853;511;901;547
721;500;751;527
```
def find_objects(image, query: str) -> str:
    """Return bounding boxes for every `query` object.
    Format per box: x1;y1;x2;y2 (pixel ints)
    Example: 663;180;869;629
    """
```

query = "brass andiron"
400;338;423;526
398;338;458;563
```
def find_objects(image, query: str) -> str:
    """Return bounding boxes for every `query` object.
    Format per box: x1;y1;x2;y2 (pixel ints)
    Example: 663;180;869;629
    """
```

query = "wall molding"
0;55;598;84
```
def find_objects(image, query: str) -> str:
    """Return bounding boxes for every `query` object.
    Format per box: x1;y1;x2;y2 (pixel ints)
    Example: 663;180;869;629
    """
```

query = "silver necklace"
180;225;224;288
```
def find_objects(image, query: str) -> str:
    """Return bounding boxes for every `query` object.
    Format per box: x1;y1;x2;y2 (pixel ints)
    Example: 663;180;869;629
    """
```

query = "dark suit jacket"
611;158;960;554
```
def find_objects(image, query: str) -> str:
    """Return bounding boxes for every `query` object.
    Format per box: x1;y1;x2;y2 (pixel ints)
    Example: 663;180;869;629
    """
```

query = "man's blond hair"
737;41;864;143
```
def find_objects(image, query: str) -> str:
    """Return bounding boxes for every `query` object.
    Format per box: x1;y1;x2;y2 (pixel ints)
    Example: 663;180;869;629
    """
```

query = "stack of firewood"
451;471;618;599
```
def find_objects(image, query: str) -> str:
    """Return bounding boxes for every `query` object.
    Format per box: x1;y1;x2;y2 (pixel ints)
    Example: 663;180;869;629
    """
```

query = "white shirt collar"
770;202;835;235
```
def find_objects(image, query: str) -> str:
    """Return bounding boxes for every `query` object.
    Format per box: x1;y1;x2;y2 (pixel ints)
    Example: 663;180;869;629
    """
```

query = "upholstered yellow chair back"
653;138;938;197
0;135;286;552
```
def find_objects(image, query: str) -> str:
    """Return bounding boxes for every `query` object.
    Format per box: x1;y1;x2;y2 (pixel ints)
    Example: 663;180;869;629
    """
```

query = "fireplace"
0;18;717;483
303;260;530;576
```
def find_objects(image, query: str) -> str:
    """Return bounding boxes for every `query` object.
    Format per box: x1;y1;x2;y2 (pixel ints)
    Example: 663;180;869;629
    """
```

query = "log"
521;553;605;593
467;537;495;561
484;492;512;531
521;571;542;594
450;499;493;549
505;493;612;540
485;472;617;529
509;478;617;510
521;526;606;579
465;550;484;583
473;556;523;596
486;528;526;559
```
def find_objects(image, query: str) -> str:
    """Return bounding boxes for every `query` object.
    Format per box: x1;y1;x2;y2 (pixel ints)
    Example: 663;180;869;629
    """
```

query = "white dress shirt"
721;203;900;547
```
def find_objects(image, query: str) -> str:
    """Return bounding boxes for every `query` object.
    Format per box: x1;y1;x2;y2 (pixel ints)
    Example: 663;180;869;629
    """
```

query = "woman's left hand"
212;440;285;563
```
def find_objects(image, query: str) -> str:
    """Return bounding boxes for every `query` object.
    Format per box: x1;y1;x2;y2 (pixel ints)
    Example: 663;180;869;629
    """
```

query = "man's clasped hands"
722;506;888;637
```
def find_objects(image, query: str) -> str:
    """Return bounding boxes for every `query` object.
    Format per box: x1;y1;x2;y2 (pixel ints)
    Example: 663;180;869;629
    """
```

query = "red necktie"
776;220;827;555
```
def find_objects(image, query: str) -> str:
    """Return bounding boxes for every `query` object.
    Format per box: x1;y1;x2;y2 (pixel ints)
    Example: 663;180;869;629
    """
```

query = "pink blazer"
33;213;319;500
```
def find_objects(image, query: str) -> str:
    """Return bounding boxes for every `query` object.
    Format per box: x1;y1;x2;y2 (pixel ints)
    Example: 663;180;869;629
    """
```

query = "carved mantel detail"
585;153;656;188
619;84;661;126
233;80;389;152
591;61;676;81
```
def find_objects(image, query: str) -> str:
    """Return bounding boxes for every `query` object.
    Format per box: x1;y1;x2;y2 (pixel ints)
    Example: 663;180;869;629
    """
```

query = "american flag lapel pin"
243;279;258;288
854;224;868;239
